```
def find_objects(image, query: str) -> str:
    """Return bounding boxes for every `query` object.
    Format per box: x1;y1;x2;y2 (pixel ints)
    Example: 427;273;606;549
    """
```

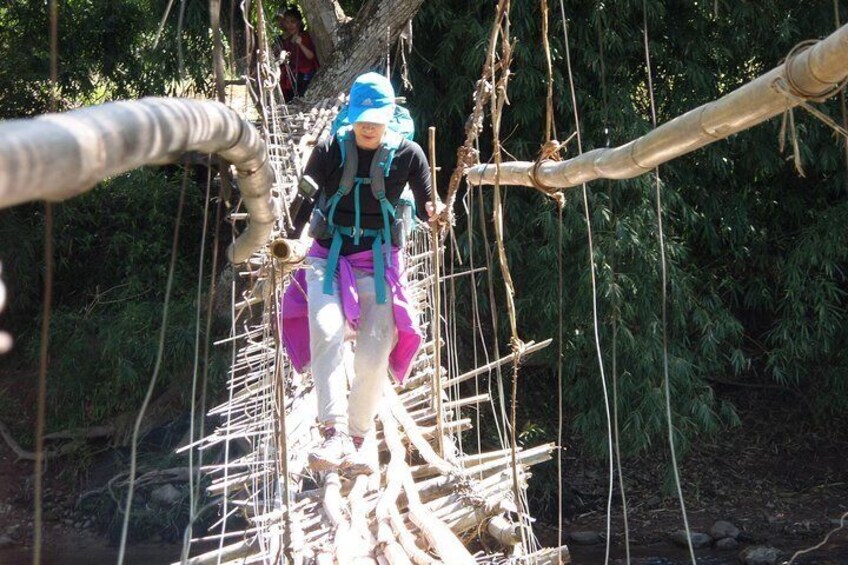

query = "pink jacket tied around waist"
280;242;423;383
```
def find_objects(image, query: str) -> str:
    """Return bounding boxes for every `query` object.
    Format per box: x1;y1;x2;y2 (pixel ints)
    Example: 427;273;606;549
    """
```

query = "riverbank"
1;387;845;564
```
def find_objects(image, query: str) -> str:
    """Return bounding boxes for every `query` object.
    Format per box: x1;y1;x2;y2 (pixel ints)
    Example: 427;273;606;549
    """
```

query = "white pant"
306;257;396;438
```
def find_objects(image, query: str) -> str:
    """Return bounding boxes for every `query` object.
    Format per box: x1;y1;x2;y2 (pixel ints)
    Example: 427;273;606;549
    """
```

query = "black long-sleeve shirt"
293;134;432;255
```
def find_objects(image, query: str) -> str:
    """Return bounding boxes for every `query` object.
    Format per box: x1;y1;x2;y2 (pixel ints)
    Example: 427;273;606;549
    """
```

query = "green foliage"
0;0;214;118
0;169;226;431
408;0;848;463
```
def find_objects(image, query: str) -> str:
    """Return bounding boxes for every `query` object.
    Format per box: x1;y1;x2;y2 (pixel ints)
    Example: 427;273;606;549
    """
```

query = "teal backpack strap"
337;126;354;166
322;131;359;296
379;197;394;266
353;179;362;245
326;190;343;228
323;230;344;296
371;233;387;305
369;133;403;270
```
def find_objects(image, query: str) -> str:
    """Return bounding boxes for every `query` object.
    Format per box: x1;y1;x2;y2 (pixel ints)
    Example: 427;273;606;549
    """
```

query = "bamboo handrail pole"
467;23;848;188
271;272;294;562
0;97;276;263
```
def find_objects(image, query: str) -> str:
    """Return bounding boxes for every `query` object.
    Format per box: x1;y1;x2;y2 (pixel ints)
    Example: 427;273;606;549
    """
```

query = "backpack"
308;101;419;304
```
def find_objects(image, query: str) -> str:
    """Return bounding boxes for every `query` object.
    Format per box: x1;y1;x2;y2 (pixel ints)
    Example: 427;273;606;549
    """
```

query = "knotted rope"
773;40;848;176
529;132;578;208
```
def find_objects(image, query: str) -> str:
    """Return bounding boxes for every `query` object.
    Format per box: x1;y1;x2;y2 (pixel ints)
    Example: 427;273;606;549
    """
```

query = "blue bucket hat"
347;72;395;125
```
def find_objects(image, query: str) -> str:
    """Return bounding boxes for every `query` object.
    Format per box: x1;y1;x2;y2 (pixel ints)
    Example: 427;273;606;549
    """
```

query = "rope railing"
466;23;848;188
0;97;276;263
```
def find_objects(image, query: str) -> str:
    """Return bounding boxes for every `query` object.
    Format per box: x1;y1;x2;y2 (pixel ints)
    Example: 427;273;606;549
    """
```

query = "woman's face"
282;16;300;35
352;122;386;150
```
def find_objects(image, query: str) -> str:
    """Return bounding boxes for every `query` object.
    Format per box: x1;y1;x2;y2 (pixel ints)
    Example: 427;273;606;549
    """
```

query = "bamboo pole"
440;339;552;389
428;126;445;458
381;406;476;565
466;23;848;188
0;98;275;263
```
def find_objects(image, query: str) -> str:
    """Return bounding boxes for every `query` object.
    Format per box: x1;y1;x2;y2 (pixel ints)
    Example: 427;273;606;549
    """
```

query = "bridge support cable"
0;97;276;264
466;22;848;188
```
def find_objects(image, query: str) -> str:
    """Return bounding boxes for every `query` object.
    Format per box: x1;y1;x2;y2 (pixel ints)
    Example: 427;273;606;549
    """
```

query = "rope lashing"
782;40;848;103
773;75;848;177
509;336;527;359
774;77;848;138
773;39;848;177
528;132;577;205
439;145;479;229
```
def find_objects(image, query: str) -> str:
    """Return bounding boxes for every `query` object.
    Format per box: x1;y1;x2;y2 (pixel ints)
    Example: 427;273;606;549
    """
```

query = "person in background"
281;73;445;475
274;7;319;102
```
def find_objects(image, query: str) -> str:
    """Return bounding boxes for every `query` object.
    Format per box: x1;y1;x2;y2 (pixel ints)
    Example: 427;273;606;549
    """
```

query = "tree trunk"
299;0;425;101
298;0;349;65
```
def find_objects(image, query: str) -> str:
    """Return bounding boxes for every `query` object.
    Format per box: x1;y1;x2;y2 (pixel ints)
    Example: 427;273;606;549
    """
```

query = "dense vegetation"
407;0;848;458
0;0;846;488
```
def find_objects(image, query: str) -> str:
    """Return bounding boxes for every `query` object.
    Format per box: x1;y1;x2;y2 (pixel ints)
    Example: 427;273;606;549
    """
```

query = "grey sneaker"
342;437;378;476
308;431;354;472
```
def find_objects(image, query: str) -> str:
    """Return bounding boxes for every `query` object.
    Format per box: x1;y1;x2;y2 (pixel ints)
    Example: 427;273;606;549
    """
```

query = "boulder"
710;519;740;540
716;537;739;550
670;529;712;549
569;531;602;545
739;545;782;565
150;483;182;506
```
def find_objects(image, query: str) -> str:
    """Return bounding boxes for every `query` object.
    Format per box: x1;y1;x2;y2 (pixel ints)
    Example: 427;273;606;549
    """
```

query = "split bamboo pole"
466;23;848;188
428;126;446;458
0;98;275;263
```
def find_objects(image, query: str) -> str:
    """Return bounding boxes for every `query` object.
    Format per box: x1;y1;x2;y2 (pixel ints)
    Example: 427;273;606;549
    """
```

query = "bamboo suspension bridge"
0;8;847;565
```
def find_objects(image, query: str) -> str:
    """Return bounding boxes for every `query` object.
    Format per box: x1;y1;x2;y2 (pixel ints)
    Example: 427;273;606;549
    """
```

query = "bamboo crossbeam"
417;443;554;502
177;539;252;565
521;545;571;564
467;23;848;188
0;98;276;263
410;447;520;479
407;393;489;423
430;470;515;521
441;339;552;389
